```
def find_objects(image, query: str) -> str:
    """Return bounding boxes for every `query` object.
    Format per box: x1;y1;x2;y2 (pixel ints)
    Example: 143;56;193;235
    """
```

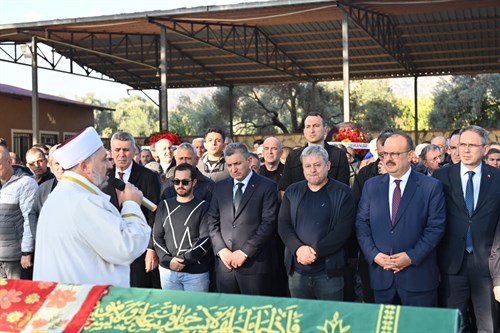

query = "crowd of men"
0;113;499;333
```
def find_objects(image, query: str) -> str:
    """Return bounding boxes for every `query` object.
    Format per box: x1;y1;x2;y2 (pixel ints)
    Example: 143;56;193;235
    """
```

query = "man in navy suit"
208;142;279;295
356;130;446;306
104;131;161;288
434;125;499;333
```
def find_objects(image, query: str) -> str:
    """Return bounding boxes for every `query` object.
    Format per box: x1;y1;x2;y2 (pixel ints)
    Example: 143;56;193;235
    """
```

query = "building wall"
0;93;94;158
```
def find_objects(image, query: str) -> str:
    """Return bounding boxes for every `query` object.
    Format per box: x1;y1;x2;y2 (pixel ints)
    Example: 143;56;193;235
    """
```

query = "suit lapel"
378;175;391;225
474;163;493;215
393;171;418;227
128;162;139;184
450;164;469;217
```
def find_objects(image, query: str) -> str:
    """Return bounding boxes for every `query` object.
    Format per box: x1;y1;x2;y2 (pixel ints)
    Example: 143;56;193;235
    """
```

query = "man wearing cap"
33;127;151;287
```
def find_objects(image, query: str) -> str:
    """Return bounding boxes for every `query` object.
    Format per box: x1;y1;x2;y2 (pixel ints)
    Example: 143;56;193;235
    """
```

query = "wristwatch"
21;252;33;256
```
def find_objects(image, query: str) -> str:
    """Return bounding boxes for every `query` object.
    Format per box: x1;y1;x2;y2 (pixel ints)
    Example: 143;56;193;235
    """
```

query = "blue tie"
465;171;475;253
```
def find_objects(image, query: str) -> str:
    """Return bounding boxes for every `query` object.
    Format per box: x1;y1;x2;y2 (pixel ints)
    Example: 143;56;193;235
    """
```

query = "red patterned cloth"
0;279;108;332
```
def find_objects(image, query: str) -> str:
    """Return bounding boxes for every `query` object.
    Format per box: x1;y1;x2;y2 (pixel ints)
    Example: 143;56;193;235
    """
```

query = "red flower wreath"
332;127;367;154
147;131;181;146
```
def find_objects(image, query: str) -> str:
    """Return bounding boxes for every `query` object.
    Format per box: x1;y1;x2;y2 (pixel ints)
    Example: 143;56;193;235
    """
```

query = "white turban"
53;127;103;169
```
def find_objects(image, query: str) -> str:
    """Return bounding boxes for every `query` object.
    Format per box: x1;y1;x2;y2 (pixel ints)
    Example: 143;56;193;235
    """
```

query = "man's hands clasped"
218;248;248;270
374;251;412;273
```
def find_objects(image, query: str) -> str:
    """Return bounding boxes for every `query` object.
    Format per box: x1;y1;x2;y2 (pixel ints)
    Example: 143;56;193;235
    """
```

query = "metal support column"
342;11;350;122
414;76;419;145
229;86;234;138
31;36;39;145
160;27;168;131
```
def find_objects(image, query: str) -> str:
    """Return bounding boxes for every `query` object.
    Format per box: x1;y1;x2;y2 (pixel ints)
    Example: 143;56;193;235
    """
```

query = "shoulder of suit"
365;173;387;186
483;163;499;175
251;172;275;186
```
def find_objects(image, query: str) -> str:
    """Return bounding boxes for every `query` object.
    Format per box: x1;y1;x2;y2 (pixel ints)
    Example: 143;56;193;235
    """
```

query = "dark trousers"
216;269;270;296
440;252;498;333
130;252;161;289
374;284;438;307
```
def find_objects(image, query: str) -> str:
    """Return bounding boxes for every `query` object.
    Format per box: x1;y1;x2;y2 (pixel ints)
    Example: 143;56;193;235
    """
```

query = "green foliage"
78;93;113;136
110;95;158;136
428;74;500;129
396;96;434;131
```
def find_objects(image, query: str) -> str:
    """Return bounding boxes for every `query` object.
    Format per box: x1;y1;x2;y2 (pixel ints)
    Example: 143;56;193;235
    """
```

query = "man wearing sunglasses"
153;163;211;292
160;143;215;203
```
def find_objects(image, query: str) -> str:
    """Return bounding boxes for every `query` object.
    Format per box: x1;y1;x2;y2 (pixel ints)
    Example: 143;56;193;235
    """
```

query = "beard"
176;187;193;197
91;169;108;189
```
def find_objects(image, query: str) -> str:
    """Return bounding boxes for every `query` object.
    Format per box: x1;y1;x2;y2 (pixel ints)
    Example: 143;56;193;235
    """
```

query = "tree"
78;93;115;137
339;80;403;131
428;74;500;129
108;95;158;137
395;96;434;131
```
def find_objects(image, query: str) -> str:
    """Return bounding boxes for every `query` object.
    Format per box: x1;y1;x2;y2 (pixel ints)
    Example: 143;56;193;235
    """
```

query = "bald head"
262;137;283;167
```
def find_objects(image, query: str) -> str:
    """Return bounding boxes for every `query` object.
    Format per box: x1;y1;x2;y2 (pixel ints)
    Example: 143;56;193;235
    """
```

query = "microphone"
110;178;158;212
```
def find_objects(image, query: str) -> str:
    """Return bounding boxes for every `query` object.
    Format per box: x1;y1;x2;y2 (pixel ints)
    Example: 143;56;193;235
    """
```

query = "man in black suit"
104;131;161;288
434;125;499;333
208;142;279;295
278;112;349;196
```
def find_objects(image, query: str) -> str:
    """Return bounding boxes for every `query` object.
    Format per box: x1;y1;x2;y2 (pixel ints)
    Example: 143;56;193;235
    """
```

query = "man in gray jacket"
0;138;38;278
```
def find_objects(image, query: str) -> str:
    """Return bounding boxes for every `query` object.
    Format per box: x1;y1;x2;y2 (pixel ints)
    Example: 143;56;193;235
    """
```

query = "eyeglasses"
379;151;410;159
458;143;484;150
172;179;192;186
27;159;45;167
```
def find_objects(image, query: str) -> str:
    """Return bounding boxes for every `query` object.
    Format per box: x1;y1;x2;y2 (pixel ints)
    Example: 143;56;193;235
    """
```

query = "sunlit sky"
0;0;263;104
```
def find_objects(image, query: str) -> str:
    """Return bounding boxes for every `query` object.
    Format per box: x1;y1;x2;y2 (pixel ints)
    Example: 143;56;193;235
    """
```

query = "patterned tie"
233;182;244;211
391;179;402;225
118;172;125;180
465;171;475;253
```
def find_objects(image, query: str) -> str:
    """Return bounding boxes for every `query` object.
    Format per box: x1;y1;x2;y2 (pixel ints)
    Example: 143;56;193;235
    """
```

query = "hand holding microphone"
111;178;157;212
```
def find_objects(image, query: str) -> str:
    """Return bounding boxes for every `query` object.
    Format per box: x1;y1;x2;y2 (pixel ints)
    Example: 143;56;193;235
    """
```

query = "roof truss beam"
149;17;315;82
47;29;229;86
338;1;414;73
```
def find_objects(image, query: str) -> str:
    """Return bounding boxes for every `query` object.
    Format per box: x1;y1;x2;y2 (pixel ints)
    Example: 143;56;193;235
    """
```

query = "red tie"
392;179;402;225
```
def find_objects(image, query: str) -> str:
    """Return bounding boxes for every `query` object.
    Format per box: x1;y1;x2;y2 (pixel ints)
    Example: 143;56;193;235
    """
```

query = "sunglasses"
172;179;192;186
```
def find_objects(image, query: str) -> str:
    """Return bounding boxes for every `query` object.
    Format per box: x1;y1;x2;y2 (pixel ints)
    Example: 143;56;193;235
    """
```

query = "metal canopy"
0;0;498;90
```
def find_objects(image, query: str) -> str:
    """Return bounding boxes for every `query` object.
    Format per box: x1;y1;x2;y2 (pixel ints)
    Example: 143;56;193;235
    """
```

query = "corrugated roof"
0;0;498;89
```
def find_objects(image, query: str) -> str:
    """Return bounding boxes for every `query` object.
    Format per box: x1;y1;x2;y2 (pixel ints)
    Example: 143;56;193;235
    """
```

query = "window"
12;132;32;163
41;132;59;145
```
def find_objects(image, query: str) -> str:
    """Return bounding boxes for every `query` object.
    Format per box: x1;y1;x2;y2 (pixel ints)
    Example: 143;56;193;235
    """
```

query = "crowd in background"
0;114;499;333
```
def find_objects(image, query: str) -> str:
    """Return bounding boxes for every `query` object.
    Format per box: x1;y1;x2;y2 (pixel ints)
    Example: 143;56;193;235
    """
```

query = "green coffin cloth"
83;287;459;333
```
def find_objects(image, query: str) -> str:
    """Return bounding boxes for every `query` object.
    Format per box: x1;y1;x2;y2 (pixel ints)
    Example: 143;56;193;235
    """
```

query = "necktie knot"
467;170;475;180
118;172;125;180
394;179;402;187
